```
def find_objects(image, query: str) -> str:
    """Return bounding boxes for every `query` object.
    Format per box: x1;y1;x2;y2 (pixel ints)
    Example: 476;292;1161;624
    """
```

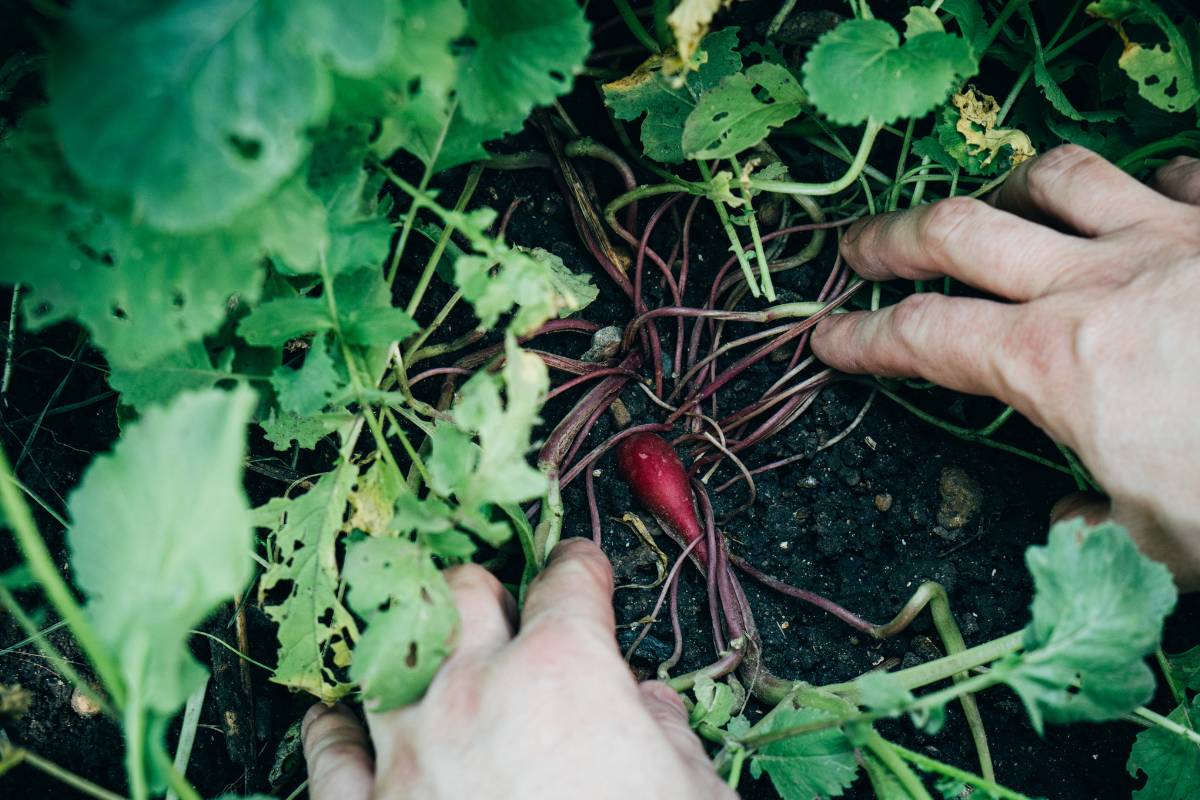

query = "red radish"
616;432;707;564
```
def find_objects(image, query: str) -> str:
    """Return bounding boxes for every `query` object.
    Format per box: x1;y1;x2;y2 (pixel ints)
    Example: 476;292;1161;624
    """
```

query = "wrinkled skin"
813;146;1200;591
303;148;1200;799
302;539;736;800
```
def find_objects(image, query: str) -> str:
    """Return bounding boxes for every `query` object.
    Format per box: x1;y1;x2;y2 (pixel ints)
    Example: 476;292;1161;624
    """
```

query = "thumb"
1049;492;1111;527
302;703;374;800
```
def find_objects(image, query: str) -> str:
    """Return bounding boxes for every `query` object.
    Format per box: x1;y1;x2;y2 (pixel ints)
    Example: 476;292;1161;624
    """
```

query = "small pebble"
874;493;893;512
71;687;102;717
937;466;983;529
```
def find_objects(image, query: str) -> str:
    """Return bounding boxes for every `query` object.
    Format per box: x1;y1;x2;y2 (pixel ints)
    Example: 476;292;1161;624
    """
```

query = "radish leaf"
683;63;807;159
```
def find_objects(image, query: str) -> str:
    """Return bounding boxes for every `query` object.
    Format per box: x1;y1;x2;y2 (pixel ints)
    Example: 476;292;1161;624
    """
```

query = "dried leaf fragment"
951;87;1036;167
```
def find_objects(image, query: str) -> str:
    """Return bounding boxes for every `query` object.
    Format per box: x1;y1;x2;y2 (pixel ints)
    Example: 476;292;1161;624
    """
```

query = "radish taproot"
616;432;707;564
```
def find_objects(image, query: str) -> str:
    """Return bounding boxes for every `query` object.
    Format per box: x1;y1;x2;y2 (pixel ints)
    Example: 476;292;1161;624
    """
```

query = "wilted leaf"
455;245;597;335
667;0;739;65
604;28;742;163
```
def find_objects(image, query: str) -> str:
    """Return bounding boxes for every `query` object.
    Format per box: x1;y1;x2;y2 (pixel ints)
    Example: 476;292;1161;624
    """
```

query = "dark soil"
2;2;1198;799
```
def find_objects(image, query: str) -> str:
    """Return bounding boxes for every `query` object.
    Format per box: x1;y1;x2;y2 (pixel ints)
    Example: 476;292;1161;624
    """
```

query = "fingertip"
811;311;868;373
638;680;687;721
302;703;373;800
547;537;613;587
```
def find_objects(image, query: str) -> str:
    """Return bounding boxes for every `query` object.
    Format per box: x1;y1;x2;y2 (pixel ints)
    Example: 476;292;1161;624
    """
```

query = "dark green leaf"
1127;696;1200;799
238;298;332;347
748;706;859;799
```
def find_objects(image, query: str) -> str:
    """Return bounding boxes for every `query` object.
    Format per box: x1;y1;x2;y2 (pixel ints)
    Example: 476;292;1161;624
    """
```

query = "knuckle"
888;293;945;355
1023;145;1101;204
549;540;613;590
917;197;979;259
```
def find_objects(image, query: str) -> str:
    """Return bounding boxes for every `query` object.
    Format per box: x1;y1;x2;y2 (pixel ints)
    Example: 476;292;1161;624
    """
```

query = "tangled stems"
748;120;883;197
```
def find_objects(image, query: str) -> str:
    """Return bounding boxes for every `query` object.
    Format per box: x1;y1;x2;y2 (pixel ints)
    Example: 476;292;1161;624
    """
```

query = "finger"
841;197;1091;300
811;293;1025;400
442;563;517;665
519;538;615;642
1153;156;1200;206
1050;492;1111;527
638;681;719;775
302;704;374;800
990;144;1172;236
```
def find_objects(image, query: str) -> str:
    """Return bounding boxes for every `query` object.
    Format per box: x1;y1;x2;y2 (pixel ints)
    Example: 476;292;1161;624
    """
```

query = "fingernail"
842;220;867;247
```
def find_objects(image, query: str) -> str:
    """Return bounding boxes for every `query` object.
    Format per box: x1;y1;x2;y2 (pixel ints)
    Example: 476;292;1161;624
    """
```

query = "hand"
300;538;735;799
811;146;1200;590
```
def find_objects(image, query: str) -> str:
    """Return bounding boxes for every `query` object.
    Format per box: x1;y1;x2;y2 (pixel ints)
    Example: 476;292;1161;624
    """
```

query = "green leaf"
1022;7;1123;123
941;0;987;55
748;706;859;799
428;423;478;497
260;175;331;274
348;459;404;536
1168;645;1200;692
48;0;390;232
604;27;743;163
67;387;254;728
690;676;735;729
903;7;945;38
257;466;359;701
454;246;598;335
458;0;591;128
344;537;458;710
271;335;346;416
109;343;231;411
333;269;419;346
1087;0;1200;112
1004;519;1177;732
853;671;945;734
802;19;977;126
1127;696;1200;800
0;122;266;370
260;410;342;451
452;338;549;509
238;298;332;347
683;63;807;159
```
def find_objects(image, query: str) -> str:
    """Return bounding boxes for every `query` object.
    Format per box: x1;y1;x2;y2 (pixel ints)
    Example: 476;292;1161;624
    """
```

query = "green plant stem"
152;743;203;800
1134;705;1200;747
123;656;148;800
731;155;775;300
998;18;1104;124
1155;648;1190;712
405;164;483;317
1116;131;1200;173
725;746;747;790
861;731;933;800
382;406;433;486
164;677;207;800
652;0;672;46
283;779;309;800
749;120;882;196
0;583;113;718
888;118;917;212
889;741;1035;800
980;0;1030;54
614;0;660;52
825;631;1024;697
2;744;129;800
604;182;696;229
189;630;275;673
699;160;762;298
404;289;464;362
386;102;456;288
867;381;1075;477
0;448;125;707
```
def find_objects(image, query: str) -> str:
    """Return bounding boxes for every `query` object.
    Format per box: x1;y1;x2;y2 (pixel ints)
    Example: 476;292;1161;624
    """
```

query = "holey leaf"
67;388;254;721
1004;519;1177;732
0;120;268;370
1127;695;1200;800
455;245;598;336
48;0;392;232
257;466;359;701
1087;0;1200;113
683;62;807;159
345;537;458;710
802;19;977;126
604;27;742;163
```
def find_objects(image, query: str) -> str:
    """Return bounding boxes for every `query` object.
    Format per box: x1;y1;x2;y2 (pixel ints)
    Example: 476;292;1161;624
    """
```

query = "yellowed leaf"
951;87;1036;168
668;0;740;68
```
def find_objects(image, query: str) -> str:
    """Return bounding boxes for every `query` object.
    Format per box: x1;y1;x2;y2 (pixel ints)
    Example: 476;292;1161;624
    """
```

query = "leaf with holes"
454;245;597;336
683;63;807;159
345;537;458;710
257;466;359;701
48;0;391;232
67;388;254;786
1087;0;1200;113
802;19;977;125
604;27;743;163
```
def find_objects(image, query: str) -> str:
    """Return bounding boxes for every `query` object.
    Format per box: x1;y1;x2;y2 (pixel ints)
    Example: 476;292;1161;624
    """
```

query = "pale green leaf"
690;676;735;729
48;0;390;231
428;423;478;497
1127;696;1200;800
68;388;254;719
455;246;598;336
683;62;806;159
748;706;859;799
1087;0;1200;112
0;122;266;370
348;460;405;536
257;466;359;701
903;7;944;38
345;537;458;710
260;175;330;274
109;343;231;410
457;0;591;128
802;19;977;125
1004;519;1177;732
604;27;743;163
